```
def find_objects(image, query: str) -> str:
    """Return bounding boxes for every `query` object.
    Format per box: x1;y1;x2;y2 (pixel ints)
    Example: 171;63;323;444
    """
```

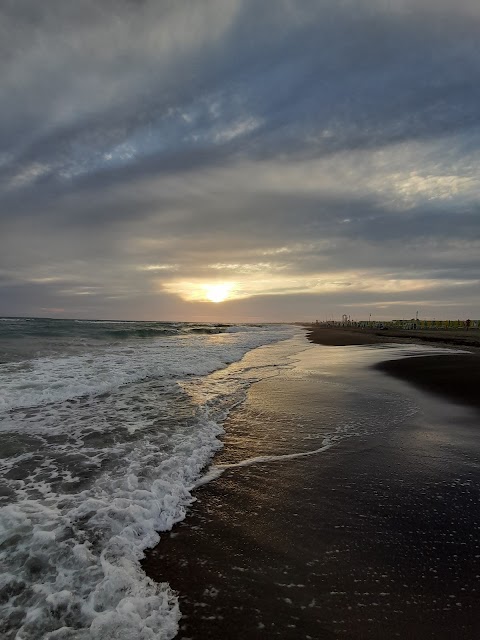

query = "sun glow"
161;268;460;304
204;282;234;303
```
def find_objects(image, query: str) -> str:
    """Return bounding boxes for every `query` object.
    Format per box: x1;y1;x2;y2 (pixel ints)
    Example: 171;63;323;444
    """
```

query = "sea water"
0;318;299;639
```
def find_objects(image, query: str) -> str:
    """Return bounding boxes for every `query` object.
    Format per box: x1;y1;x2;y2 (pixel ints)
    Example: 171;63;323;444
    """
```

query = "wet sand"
143;339;480;639
376;354;480;411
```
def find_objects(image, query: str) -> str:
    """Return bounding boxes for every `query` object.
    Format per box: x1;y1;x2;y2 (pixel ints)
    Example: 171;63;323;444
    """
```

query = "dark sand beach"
144;330;480;639
376;355;480;411
306;325;480;351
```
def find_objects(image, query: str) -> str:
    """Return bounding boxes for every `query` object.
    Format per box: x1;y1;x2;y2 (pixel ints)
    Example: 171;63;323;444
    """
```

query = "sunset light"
204;282;234;303
3;2;480;638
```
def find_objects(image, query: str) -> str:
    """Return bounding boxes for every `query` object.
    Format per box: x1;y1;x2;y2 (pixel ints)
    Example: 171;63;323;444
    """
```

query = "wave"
0;326;295;417
0;326;301;638
0;318;275;346
105;327;180;338
0;398;225;640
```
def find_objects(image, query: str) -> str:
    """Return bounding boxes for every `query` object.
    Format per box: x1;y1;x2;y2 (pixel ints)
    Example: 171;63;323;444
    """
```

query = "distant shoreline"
306;324;480;351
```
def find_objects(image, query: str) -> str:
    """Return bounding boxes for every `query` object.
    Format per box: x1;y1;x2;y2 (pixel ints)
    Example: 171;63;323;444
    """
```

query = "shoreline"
306;325;480;411
143;334;480;639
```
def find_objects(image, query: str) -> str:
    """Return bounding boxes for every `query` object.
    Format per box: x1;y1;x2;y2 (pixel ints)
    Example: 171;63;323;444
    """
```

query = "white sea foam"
194;441;334;487
0;325;299;639
0;404;222;639
0;325;294;413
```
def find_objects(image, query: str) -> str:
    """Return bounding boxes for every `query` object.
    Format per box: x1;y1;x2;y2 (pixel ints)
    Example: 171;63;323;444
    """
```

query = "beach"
144;328;480;639
2;320;479;638
306;325;480;351
308;324;480;410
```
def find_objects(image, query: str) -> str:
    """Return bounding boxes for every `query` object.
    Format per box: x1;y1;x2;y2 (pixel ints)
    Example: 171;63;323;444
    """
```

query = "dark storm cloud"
1;0;480;319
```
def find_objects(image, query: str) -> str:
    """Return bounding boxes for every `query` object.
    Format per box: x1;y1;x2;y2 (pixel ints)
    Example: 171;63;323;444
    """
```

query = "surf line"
194;442;333;488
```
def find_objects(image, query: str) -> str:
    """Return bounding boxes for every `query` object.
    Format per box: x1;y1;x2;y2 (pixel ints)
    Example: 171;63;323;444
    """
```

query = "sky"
1;0;479;322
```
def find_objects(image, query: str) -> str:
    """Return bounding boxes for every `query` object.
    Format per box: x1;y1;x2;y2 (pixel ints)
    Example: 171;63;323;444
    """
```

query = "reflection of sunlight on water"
207;337;424;471
291;342;477;463
295;343;465;377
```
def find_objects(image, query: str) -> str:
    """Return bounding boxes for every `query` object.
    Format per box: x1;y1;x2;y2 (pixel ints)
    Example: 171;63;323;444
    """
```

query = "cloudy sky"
1;0;479;321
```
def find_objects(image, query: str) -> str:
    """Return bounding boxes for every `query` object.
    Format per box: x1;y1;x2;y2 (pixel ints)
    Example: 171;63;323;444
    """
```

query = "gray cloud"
1;0;480;320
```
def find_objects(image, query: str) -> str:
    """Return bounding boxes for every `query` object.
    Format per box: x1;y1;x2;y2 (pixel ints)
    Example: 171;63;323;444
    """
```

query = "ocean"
0;318;298;639
1;318;466;639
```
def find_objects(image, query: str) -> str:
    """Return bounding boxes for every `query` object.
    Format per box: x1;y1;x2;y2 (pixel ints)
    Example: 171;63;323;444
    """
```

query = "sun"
204;283;233;303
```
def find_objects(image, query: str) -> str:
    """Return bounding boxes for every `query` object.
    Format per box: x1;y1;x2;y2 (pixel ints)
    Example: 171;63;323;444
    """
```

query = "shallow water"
0;319;297;639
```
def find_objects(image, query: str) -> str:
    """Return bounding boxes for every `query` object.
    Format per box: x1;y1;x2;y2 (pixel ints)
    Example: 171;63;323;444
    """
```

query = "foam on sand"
0;403;224;639
195;441;334;487
0;326;298;639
